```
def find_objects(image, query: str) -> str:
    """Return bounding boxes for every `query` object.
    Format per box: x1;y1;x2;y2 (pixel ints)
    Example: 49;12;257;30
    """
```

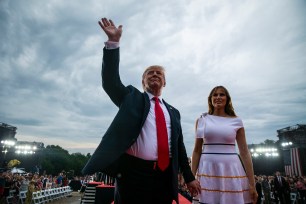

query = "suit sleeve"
102;47;129;107
176;111;196;183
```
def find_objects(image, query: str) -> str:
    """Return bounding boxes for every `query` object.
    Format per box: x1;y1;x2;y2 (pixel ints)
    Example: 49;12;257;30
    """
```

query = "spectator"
255;176;263;204
0;172;6;203
261;175;271;204
273;171;290;204
296;177;306;203
56;173;63;187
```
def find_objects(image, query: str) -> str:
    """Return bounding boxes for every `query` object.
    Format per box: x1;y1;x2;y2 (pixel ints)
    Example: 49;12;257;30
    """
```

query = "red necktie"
153;97;169;171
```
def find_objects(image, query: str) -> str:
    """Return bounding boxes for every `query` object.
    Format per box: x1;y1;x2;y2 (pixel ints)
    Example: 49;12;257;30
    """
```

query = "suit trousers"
114;154;173;204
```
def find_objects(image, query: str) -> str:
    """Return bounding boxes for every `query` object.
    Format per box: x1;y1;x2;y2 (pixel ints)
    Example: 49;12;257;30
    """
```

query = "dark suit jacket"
82;47;195;202
256;181;262;203
273;176;289;193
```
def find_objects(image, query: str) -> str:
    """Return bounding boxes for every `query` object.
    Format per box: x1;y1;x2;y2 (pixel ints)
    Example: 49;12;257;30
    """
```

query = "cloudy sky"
1;0;305;156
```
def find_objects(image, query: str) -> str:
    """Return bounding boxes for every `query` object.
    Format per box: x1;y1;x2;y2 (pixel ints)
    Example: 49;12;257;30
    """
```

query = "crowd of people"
0;170;89;204
1;169;305;204
254;172;306;204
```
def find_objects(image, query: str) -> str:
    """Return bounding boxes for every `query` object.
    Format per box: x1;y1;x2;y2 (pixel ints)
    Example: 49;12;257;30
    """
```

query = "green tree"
69;152;90;175
263;139;276;145
37;145;91;176
39;145;72;175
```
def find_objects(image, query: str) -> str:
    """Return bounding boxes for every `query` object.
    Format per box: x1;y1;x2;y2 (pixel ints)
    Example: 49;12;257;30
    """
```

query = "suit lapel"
163;100;175;120
140;92;150;128
163;100;179;142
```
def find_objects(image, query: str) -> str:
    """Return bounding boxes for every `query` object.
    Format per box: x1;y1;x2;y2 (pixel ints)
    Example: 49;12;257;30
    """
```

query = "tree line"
1;145;91;176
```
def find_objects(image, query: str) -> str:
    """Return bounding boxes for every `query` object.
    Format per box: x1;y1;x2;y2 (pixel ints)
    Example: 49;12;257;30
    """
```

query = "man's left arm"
176;111;201;196
177;127;194;183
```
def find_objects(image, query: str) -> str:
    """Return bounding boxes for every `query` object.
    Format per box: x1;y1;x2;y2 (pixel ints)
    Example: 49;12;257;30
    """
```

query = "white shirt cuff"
104;41;120;49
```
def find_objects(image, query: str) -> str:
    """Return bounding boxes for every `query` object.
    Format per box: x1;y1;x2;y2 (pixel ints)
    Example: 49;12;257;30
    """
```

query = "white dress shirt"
126;92;172;160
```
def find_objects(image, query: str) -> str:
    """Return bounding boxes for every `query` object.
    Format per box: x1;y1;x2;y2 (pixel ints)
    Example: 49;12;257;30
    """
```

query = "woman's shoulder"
231;115;242;120
199;112;208;118
226;115;243;123
196;112;208;123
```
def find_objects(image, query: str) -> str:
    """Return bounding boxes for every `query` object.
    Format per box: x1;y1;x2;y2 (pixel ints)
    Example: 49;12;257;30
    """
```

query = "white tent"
11;167;26;174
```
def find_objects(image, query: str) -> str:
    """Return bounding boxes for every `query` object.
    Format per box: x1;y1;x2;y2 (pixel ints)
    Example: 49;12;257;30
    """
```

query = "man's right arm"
101;46;128;107
98;18;129;107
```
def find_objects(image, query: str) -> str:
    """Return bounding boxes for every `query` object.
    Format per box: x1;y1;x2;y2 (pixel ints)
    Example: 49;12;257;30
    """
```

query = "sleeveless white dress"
195;113;252;204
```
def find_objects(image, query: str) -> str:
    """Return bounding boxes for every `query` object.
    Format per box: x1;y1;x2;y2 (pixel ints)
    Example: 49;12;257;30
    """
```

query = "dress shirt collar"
146;92;164;104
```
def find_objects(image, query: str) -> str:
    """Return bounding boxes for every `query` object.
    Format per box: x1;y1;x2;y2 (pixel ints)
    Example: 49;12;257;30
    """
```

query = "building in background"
248;124;306;176
277;124;306;177
0;122;44;171
0;123;17;167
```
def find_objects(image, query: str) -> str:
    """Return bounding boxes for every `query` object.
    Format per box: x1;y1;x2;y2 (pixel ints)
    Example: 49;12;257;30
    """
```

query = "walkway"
50;191;81;204
49;191;192;204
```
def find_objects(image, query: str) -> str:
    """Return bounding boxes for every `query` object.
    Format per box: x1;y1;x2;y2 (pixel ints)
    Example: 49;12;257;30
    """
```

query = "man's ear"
142;79;146;90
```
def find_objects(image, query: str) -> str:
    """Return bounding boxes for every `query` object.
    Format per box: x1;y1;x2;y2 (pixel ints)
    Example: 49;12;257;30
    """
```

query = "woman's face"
211;88;227;110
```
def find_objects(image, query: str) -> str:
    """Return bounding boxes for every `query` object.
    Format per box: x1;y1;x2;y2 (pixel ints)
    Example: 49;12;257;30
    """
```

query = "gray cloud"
1;0;305;156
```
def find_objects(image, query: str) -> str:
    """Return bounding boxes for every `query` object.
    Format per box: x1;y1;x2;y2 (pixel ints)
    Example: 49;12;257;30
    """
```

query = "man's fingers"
99;18;122;32
98;21;104;29
197;187;201;194
118;25;123;32
101;18;110;27
109;19;115;26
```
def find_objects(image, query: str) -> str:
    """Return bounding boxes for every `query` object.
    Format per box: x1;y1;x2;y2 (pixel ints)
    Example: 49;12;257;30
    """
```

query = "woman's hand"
249;186;258;204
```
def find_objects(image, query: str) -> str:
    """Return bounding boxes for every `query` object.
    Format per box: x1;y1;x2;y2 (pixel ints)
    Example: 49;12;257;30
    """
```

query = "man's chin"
149;84;162;90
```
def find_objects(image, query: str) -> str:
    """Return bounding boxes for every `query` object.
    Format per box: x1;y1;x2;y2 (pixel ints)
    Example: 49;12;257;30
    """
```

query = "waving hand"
98;18;123;42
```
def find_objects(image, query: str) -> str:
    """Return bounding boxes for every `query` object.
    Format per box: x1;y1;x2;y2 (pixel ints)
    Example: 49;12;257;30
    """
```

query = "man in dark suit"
82;18;201;204
273;171;290;204
255;176;262;204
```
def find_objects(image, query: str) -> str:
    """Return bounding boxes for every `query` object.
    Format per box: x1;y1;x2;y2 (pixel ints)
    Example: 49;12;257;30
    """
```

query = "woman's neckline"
209;114;237;118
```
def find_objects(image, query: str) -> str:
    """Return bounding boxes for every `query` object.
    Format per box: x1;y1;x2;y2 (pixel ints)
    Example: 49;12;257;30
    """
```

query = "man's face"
142;67;166;93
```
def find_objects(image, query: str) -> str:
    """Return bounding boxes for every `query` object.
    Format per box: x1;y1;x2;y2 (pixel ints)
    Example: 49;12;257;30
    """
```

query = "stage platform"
80;182;191;204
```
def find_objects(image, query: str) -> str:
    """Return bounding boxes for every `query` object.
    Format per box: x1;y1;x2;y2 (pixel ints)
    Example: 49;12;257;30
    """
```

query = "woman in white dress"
191;86;258;204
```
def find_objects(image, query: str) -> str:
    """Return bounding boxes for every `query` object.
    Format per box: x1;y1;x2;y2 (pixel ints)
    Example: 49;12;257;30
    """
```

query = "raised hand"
98;18;122;42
